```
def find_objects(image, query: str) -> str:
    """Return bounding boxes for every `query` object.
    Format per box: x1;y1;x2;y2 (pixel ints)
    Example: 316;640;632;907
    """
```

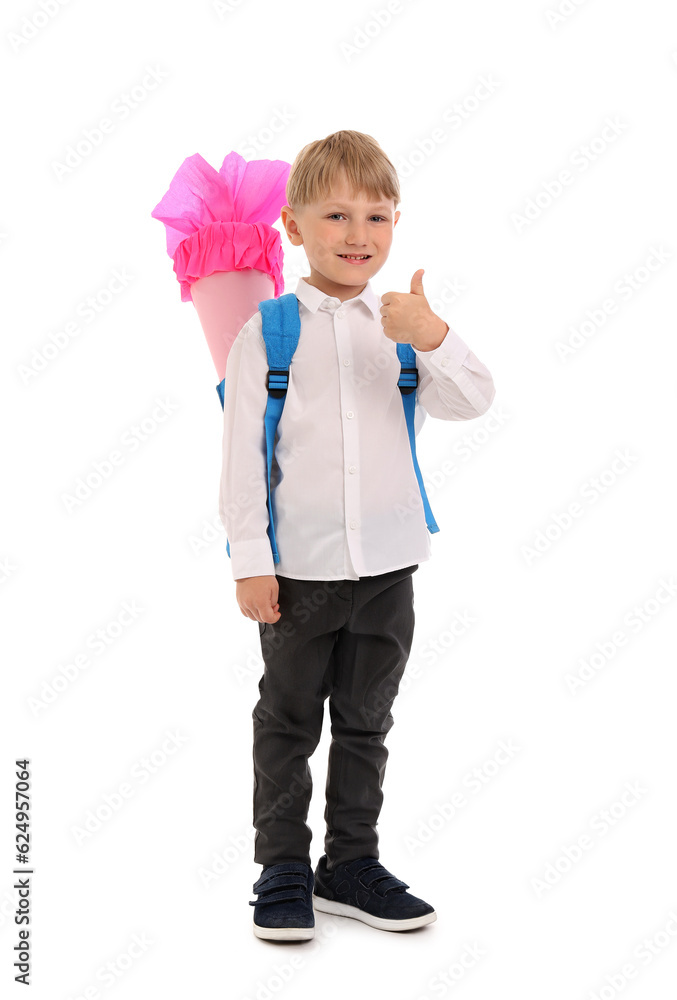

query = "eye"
327;214;387;221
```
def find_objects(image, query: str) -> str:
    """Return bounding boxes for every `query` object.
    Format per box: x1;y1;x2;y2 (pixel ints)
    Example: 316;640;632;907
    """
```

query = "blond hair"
285;130;400;212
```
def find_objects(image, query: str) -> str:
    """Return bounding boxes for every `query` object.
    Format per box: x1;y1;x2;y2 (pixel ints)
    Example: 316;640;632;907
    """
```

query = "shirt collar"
293;276;380;321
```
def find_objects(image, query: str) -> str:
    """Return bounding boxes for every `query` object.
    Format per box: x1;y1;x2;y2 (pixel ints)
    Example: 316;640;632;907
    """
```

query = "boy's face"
280;169;400;302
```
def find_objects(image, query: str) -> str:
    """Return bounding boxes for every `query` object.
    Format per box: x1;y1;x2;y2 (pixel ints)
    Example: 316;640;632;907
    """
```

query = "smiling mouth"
337;254;372;260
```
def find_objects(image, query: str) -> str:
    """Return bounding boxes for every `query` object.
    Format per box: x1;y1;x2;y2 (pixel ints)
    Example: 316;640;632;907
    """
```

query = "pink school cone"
151;150;291;384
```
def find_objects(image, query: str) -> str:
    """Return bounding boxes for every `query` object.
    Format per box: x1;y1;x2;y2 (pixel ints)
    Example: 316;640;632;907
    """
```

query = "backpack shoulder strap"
222;294;301;564
259;294;301;563
396;342;440;534
216;294;301;408
260;293;302;393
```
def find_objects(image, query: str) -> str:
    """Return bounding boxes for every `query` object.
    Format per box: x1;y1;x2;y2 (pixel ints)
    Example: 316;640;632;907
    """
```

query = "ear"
281;206;301;243
394;210;401;227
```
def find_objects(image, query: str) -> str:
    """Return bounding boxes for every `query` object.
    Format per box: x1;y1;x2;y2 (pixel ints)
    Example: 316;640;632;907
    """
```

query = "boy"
219;130;496;940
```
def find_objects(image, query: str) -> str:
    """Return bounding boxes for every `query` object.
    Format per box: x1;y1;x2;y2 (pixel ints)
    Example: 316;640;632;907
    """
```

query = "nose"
345;222;369;245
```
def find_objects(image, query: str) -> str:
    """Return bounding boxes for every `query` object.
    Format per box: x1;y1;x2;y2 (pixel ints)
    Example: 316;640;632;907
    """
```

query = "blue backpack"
216;293;439;565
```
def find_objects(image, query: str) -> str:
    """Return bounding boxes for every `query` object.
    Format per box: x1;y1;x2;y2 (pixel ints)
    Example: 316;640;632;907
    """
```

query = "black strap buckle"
266;369;289;398
397;366;418;396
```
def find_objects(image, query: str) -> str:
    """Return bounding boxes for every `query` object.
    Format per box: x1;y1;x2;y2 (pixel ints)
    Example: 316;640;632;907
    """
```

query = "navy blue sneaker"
249;862;315;941
312;855;436;931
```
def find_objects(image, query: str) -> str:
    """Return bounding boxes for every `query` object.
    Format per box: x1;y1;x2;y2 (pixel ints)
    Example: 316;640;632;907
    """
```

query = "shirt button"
343;359;350;366
348;465;357;474
349;519;358;529
346;410;354;419
336;309;345;319
440;357;449;366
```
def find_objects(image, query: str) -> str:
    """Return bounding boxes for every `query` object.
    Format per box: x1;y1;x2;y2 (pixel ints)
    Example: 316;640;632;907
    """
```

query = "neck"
303;275;367;303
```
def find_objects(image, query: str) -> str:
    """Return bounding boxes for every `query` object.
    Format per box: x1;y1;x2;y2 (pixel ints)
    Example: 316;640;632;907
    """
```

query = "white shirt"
219;276;495;581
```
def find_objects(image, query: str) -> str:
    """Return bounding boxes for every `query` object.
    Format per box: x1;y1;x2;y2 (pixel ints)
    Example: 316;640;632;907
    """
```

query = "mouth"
337;253;372;265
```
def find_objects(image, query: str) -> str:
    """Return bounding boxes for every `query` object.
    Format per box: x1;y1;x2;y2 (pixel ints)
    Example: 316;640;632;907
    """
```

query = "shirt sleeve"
218;314;276;581
413;323;496;421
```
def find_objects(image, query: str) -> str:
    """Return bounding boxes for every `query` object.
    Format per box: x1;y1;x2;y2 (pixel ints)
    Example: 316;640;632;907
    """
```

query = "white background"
2;0;677;997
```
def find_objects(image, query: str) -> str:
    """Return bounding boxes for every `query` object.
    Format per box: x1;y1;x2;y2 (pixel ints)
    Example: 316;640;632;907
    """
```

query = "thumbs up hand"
380;269;448;351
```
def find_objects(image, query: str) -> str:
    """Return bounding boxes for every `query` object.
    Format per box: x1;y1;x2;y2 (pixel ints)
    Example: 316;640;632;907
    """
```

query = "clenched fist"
235;575;281;624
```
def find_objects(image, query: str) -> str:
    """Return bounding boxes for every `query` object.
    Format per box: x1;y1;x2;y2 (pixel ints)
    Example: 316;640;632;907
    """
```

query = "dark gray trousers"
253;564;418;869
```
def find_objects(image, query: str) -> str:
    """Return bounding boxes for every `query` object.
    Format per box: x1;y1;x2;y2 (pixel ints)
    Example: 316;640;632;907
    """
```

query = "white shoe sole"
312;894;437;931
253;923;315;941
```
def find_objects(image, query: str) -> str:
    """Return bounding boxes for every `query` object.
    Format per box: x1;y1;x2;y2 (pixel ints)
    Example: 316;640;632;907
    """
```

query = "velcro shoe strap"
248;885;305;908
346;859;410;894
252;870;307;895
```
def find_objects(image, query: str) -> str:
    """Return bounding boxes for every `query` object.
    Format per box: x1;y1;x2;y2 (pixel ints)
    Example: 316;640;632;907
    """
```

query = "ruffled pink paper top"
151;151;291;302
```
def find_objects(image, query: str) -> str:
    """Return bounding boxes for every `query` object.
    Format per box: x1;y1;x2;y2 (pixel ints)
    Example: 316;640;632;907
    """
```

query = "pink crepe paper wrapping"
151;151;291;380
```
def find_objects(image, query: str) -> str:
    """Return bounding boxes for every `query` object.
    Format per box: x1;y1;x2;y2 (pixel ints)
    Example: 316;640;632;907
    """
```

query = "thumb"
410;268;425;295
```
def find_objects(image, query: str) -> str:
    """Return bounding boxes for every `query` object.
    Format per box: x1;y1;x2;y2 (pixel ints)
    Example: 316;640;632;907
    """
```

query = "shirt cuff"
413;324;471;379
229;538;276;581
